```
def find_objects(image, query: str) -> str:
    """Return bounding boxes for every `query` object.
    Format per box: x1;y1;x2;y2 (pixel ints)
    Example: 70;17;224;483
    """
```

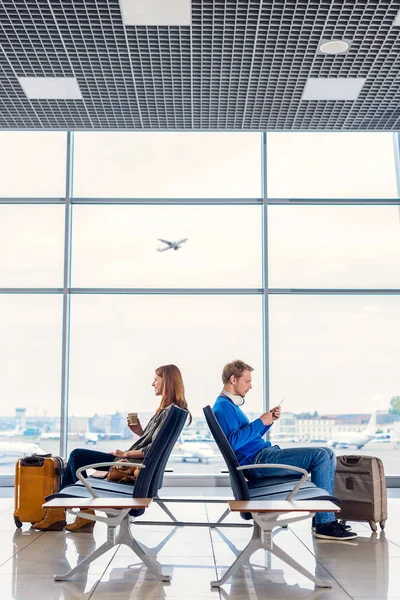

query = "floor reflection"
217;563;336;600
312;529;389;599
8;524;391;600
12;528;99;600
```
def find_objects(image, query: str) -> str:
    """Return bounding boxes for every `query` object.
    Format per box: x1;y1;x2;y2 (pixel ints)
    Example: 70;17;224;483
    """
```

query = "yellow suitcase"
13;454;66;528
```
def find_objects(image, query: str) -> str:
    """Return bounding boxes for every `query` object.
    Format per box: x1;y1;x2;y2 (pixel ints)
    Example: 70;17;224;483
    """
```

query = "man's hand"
260;411;274;426
270;406;281;421
260;406;281;426
109;449;127;458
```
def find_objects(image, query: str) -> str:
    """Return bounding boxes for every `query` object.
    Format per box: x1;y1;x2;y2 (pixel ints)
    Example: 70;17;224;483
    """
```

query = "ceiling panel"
0;0;400;130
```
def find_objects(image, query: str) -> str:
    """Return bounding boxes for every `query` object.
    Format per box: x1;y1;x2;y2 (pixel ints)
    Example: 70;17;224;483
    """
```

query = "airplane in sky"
157;238;187;252
328;412;377;449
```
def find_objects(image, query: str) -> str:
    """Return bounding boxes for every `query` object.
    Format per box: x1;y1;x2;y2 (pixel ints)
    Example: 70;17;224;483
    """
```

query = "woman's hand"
127;416;144;437
109;449;127;458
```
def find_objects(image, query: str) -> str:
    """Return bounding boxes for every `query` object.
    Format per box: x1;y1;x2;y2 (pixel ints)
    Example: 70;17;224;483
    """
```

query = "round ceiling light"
319;40;350;55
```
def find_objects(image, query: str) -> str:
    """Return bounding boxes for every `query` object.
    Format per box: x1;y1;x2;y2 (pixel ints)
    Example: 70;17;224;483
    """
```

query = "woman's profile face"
152;373;163;396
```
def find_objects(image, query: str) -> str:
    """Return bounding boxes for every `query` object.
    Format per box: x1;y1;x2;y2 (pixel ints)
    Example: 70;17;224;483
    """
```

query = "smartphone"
271;399;283;415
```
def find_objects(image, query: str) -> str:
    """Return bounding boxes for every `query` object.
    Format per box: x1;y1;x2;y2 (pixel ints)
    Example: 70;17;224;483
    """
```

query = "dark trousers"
61;447;114;489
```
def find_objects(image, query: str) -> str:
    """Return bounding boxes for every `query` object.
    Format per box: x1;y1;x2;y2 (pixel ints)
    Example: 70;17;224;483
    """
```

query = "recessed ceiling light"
319;39;351;55
302;78;366;101
120;0;191;26
18;76;82;100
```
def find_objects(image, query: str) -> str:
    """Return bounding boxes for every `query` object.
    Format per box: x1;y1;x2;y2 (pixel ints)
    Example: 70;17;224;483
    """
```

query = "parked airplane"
40;431;60;440
329;412;377;449
157;238;187;252
2;428;24;438
84;431;99;445
179;441;214;464
0;441;46;465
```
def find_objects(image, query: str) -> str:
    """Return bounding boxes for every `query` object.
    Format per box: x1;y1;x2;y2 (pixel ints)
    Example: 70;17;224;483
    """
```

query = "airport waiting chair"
44;405;188;582
203;405;340;588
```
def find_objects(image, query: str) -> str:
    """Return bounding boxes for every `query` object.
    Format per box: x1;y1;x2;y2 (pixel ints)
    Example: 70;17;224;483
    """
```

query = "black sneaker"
311;517;352;531
314;521;358;541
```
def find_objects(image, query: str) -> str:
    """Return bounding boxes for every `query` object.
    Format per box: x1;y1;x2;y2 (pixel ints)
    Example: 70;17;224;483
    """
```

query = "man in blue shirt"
213;359;357;541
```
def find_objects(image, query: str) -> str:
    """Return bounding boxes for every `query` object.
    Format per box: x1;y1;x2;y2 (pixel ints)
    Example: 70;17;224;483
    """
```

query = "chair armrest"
237;463;308;501
76;462;145;498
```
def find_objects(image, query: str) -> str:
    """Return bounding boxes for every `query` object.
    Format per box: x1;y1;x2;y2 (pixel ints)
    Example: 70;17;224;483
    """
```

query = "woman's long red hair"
155;364;192;424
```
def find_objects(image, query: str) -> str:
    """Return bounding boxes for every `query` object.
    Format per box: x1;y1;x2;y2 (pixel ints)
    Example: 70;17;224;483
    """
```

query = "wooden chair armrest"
44;497;152;510
229;500;340;513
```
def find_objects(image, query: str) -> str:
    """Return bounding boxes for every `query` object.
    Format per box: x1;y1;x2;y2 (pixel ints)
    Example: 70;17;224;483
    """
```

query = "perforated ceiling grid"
1;0;400;130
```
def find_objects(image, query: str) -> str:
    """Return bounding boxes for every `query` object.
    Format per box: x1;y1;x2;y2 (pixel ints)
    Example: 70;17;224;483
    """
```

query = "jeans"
61;448;114;490
244;445;336;525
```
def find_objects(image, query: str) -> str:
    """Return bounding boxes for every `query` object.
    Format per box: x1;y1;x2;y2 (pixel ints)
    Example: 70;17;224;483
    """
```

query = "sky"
0;130;399;420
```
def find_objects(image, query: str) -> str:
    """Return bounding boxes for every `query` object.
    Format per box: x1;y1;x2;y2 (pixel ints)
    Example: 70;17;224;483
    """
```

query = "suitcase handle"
339;455;364;467
20;453;52;467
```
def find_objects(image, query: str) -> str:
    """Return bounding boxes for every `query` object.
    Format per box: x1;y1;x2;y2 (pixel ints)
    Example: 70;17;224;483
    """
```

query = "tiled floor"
1;487;399;599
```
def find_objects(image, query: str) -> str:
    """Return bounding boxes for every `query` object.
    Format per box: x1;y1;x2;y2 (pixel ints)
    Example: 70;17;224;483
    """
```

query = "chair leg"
54;539;114;581
155;499;179;523
268;543;331;588
55;514;170;583
210;536;263;587
215;507;230;525
148;499;238;528
118;517;171;582
211;519;332;589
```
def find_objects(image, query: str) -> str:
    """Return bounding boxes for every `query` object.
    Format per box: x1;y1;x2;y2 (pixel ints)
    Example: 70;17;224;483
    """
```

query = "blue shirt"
213;395;272;465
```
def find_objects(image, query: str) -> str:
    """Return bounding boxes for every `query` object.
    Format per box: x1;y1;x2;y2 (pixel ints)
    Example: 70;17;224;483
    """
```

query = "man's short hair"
222;360;254;384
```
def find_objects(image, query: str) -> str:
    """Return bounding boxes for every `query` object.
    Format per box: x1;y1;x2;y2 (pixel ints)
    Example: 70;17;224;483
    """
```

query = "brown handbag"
106;459;138;484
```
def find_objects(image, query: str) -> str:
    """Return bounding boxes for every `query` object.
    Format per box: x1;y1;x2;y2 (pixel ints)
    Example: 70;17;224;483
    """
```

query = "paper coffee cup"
128;412;138;425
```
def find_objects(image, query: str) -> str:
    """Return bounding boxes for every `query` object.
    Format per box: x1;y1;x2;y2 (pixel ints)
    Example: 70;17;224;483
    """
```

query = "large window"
0;295;63;474
0;205;64;287
0;132;67;197
1;130;400;482
267;132;397;198
72;205;262;288
68;295;263;472
73;132;262;198
268;205;400;288
268;295;400;475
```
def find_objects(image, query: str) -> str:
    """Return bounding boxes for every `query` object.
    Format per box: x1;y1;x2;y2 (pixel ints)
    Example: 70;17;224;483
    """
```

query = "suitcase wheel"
14;516;22;529
368;520;378;532
380;519;386;530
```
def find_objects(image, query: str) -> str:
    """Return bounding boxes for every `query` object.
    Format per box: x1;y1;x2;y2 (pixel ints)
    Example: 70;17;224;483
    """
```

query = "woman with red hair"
34;364;190;532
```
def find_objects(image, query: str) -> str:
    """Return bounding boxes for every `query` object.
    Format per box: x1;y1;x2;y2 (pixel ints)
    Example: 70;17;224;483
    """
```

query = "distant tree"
313;410;319;418
389;396;400;414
